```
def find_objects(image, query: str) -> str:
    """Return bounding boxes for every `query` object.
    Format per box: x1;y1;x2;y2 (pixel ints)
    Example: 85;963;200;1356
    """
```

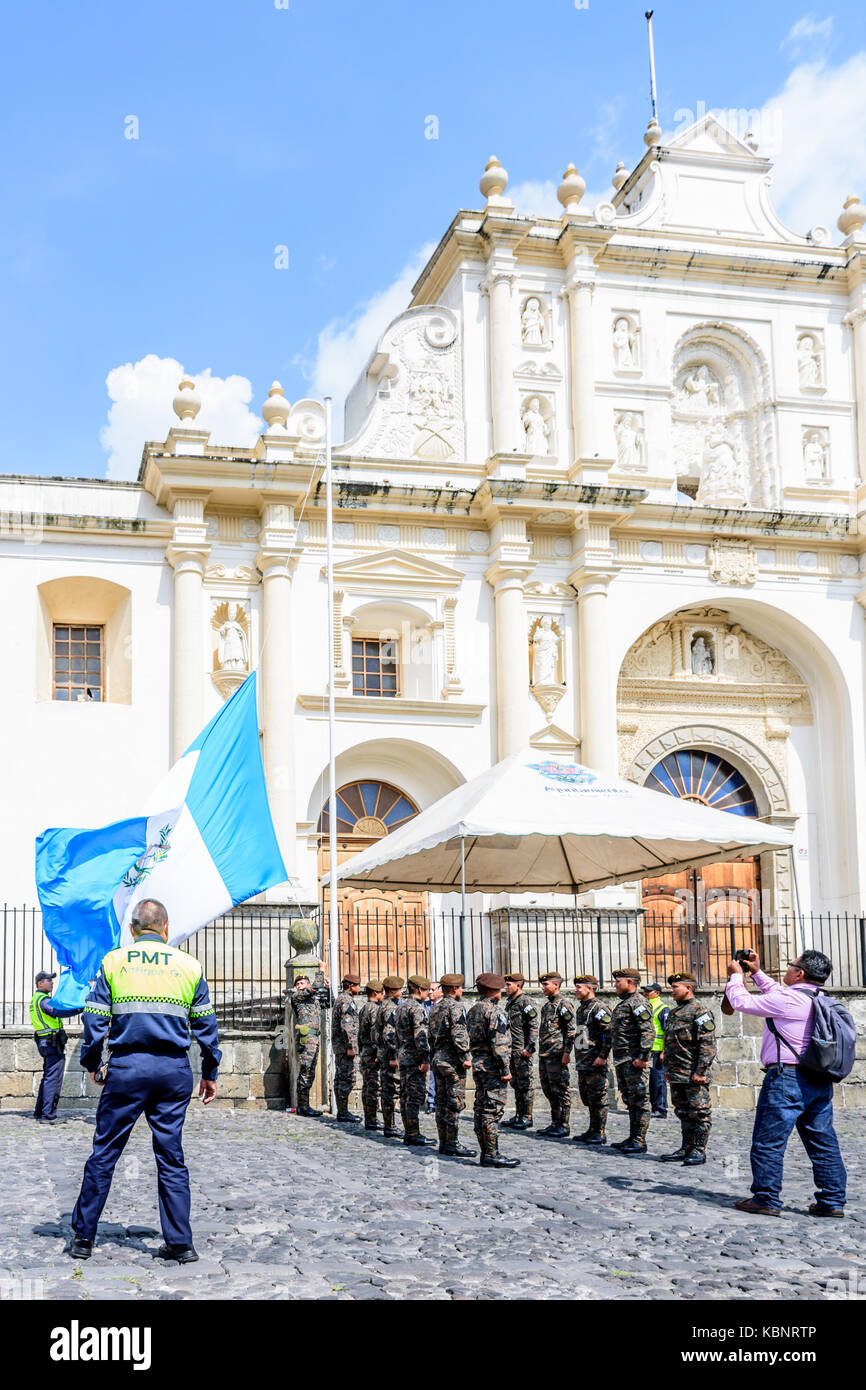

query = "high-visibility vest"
30;991;62;1036
100;941;203;1018
649;996;666;1053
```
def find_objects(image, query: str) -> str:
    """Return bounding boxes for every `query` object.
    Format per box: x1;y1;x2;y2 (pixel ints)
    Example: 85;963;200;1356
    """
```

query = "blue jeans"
35;1038;66;1119
750;1067;846;1211
649;1053;667;1114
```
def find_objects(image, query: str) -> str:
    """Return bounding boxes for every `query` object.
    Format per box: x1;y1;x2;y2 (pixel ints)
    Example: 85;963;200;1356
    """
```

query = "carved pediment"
325;547;463;593
620;607;805;688
529;723;580;753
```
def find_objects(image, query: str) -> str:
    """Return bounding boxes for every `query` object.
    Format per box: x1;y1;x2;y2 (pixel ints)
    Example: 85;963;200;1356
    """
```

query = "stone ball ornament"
287;917;320;954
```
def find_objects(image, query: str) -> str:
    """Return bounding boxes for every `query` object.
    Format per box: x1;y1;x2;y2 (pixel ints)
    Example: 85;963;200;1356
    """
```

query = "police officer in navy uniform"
69;898;221;1263
30;971;67;1124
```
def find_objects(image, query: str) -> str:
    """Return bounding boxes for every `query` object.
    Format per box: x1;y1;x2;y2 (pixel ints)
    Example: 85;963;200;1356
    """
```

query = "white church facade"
3;115;866;978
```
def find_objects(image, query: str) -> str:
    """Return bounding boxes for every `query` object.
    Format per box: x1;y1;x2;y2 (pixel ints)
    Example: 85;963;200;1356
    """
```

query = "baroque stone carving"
708;538;757;586
802;428;830;482
797;333;824;391
211;601;251;700
521;396;552;455
691;634;714;675
612;315;639;371
697;421;748;507
528;615;565;724
614;411;645;472
521;297;548;346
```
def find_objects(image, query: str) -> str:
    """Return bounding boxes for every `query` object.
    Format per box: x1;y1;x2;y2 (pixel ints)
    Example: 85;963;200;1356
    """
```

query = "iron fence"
2;904;865;1031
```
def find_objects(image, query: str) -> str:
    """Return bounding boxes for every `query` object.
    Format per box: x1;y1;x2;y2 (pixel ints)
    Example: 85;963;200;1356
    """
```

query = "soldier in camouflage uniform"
571;974;613;1146
537;971;578;1138
502;972;539;1130
396;974;434;1147
375;975;404;1138
661;971;717;1165
331;973;361;1122
428;973;476;1158
600;968;654;1153
290;969;325;1116
466;973;519;1168
358;980;384;1131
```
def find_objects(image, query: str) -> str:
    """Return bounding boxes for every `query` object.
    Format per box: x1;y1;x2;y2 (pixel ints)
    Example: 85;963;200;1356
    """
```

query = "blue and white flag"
35;673;286;1010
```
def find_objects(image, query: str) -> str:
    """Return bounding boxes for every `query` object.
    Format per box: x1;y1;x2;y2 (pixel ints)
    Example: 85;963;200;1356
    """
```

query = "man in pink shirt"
724;948;846;1217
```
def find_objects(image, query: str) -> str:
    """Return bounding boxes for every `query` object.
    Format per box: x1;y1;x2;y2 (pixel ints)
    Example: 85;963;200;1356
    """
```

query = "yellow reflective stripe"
83;1004;112;1017
103;943;203;1008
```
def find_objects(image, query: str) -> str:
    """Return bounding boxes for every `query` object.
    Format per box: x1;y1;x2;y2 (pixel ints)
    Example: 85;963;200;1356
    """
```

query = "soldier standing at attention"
375;975;404;1138
428;973;476;1157
601;968;654;1154
661;972;717;1165
331;973;361;1122
396;974;434;1147
358;980;384;1130
466;973;519;1168
502;972;538;1130
571;974;613;1146
537;971;577;1138
290;968;326;1116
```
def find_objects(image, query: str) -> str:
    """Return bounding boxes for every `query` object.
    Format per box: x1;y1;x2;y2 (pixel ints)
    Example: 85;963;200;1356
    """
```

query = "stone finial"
644;117;662;149
838;193;866;238
480;155;508;202
261;381;291;431
744;130;759;153
172;375;201;423
557;163;586;214
612;161;629;191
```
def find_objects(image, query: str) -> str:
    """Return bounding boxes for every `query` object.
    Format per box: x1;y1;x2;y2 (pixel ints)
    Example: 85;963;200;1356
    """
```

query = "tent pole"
460;834;466;974
325;395;339;1115
789;845;806;957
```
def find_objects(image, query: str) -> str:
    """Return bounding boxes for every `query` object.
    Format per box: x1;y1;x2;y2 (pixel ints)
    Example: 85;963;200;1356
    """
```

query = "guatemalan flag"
34;673;286;1012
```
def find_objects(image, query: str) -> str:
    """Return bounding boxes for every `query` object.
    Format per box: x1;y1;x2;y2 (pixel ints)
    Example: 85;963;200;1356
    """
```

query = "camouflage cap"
539;971;563;983
476;972;505;991
573;973;599;985
504;971;525;983
440;973;465;988
667;971;697;985
407;973;431;990
612;968;641;982
341;973;362;987
365;980;384;993
382;975;404;990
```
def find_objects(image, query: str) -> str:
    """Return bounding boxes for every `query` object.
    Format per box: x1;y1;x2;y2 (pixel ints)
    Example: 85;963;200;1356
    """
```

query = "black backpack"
767;988;856;1083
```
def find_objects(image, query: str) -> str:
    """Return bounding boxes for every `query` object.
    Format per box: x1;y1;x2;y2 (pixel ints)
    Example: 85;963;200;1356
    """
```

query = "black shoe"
38;1116;60;1125
512;1117;533;1130
609;1137;630;1149
403;1134;433;1146
68;1236;93;1260
682;1149;706;1166
808;1203;845;1217
651;1110;667;1118
536;1122;557;1135
501;1115;521;1128
364;1120;381;1131
618;1138;648;1154
383;1126;401;1138
660;1147;689;1162
296;1104;322;1117
573;1129;606;1145
540;1124;570;1139
335;1111;361;1123
439;1141;477;1157
480;1153;520;1168
157;1244;199;1263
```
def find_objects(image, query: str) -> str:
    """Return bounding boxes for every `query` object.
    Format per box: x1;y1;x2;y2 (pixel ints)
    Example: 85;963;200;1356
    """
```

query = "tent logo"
528;762;597;786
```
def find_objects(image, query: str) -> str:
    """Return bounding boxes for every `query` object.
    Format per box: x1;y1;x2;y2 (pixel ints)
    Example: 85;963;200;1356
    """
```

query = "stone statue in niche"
803;430;828;481
522;397;550;455
797;335;823;390
409;371;449;418
614;412;643;471
521;298;547;346
217;618;249;672
612;316;636;369
697;420;748;507
678;364;721;415
690;634;715;675
531;616;561;686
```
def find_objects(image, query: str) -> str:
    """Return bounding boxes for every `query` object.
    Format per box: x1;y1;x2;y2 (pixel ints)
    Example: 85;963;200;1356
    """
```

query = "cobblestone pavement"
1;1106;864;1301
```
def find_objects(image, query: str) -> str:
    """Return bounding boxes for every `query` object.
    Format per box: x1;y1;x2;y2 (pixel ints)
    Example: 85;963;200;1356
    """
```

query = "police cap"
612;968;641;982
440;973;464;988
667;971;697;985
573;973;599;985
407;974;431;990
640;982;662;994
476;972;505;991
382;975;404;990
35;971;56;984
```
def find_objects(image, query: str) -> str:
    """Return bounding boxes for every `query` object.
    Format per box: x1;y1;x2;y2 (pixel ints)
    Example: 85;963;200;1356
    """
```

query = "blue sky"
2;1;865;479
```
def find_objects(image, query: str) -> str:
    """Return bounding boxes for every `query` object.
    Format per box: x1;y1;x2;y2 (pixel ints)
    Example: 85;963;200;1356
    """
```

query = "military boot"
661;1123;692;1161
480;1134;520;1168
501;1102;522;1130
538;1103;560;1136
403;1121;432;1146
442;1123;476;1158
682;1123;710;1166
296;1092;323;1117
363;1105;380;1131
574;1106;607;1144
381;1107;400;1138
618;1114;648;1154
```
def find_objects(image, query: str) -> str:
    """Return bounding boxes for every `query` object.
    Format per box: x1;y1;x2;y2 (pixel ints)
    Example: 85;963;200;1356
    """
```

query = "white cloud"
757;52;866;235
781;15;834;53
307;244;436;437
100;354;262;480
508;179;612;219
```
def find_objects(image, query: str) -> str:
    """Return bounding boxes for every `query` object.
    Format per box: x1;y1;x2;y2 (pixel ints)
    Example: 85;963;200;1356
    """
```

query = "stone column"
847;307;866;481
485;561;532;758
167;496;210;762
483;266;518;456
257;504;299;879
575;571;618;774
563;270;596;463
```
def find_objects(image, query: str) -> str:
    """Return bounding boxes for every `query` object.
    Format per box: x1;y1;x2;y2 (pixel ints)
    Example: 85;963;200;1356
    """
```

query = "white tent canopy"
331;748;794;895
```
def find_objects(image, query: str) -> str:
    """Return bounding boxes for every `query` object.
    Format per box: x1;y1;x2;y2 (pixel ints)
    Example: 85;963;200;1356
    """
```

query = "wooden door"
641;859;762;985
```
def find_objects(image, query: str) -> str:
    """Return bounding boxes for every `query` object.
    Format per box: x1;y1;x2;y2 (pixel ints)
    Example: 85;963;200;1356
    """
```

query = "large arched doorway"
318;780;428;980
641;749;764;983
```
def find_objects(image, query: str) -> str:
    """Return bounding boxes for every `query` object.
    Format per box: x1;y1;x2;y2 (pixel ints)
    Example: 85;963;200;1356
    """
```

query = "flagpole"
645;10;659;121
324;395;340;1114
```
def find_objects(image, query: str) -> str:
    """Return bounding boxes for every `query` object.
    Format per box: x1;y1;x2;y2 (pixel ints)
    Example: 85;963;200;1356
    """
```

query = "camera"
735;949;754;964
315;985;331;1010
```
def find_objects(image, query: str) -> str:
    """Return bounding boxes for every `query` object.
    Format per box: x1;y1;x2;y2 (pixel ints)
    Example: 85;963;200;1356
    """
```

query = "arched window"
317;780;419;838
644;750;757;817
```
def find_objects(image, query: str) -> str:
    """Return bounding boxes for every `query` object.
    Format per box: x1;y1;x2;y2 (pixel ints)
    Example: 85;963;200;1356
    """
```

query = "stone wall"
3;989;864;1114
